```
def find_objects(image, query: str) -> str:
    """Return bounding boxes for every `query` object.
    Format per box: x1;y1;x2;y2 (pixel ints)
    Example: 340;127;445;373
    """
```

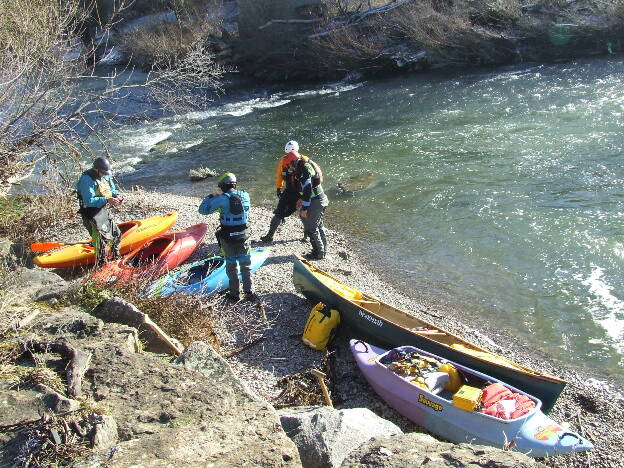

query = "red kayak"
90;223;208;286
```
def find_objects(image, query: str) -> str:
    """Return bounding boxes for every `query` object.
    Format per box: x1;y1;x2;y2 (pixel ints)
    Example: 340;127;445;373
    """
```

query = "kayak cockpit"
176;258;225;286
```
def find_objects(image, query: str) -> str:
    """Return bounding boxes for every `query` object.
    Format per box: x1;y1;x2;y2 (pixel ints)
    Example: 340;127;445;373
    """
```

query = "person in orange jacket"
260;140;304;242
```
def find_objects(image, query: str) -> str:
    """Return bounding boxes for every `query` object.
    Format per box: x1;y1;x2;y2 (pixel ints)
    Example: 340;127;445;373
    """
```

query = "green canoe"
292;255;566;413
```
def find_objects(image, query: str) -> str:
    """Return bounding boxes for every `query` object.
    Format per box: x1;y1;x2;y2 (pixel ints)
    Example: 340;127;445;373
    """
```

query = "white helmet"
284;140;299;153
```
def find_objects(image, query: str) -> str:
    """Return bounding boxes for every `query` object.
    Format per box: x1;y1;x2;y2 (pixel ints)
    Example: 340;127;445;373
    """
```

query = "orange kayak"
33;212;178;268
89;223;208;286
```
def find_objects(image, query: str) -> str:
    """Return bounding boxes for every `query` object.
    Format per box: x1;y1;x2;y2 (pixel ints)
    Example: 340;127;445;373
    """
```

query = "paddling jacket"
293;157;324;210
199;189;250;228
76;169;119;219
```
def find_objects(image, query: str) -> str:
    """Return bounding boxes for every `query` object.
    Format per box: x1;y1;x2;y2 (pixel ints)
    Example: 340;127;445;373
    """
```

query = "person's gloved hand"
276;188;282;198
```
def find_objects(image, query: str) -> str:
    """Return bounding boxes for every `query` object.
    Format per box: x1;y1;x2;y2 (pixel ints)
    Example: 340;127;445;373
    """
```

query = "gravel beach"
40;187;624;468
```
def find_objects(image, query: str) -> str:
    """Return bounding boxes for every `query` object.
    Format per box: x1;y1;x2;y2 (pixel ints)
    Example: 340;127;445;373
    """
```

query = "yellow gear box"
453;385;482;412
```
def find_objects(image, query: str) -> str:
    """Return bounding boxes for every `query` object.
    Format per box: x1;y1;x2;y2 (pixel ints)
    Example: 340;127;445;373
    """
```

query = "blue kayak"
144;247;270;297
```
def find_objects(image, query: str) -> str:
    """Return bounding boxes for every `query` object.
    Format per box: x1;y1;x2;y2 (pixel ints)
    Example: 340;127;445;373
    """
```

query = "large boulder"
0;307;301;467
341;432;547;468
279;406;402;468
75;340;300;467
11;266;71;301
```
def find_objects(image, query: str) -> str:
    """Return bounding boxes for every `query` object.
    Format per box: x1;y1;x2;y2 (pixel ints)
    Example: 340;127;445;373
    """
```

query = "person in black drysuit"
75;157;123;264
260;140;305;242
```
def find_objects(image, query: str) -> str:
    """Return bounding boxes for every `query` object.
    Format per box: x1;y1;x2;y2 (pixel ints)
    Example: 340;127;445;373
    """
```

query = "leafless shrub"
146;41;225;111
0;189;75;245
100;277;221;350
0;0;225;196
210;298;276;352
0;0;95;194
123;1;222;69
310;16;390;73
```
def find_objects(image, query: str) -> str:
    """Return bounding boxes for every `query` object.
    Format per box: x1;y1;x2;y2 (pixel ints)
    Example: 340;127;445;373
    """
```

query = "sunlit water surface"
93;58;624;380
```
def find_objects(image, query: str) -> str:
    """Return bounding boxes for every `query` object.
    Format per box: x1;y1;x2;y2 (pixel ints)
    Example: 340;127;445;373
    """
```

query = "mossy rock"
189;167;218;182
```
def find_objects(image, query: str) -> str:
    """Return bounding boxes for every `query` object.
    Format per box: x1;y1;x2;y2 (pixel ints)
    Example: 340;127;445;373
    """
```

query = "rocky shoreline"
1;188;622;467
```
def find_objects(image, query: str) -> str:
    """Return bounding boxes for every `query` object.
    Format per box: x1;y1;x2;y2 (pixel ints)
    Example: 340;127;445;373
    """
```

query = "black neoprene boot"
260;215;282;242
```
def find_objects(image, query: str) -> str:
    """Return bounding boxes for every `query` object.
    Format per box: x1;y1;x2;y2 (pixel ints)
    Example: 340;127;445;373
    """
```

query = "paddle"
30;241;91;252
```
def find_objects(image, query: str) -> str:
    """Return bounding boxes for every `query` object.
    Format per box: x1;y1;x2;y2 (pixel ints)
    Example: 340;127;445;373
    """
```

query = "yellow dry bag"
302;302;340;351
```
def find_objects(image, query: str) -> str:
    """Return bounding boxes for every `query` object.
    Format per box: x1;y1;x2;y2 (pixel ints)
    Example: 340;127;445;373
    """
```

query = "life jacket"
219;190;249;227
279;152;300;190
481;383;535;420
77;169;113;219
510;394;536;419
296;157;324;196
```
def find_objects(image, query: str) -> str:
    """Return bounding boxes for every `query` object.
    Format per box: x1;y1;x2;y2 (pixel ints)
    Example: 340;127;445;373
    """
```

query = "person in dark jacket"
76;157;123;264
260;140;303;242
199;172;257;302
291;156;329;260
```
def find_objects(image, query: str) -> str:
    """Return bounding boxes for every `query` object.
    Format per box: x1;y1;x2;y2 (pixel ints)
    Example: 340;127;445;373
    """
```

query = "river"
97;56;623;381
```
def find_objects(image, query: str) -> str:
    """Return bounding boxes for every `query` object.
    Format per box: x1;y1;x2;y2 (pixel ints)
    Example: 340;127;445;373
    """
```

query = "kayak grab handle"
559;432;582;443
353;340;369;352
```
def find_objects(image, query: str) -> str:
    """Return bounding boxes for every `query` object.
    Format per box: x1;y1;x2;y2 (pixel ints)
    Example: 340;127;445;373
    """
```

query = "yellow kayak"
33;212;178;268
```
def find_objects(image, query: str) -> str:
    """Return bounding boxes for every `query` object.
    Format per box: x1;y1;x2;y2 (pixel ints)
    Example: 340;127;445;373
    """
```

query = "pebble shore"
43;188;623;468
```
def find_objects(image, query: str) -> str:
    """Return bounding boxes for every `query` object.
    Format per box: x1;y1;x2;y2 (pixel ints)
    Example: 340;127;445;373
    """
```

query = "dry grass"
89;277;222;351
391;1;474;51
134;294;221;350
0;190;75;246
0;363;67;395
468;0;522;27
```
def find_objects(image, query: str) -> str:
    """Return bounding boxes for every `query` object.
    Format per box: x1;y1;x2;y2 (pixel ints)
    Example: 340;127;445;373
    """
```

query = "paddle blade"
30;242;65;252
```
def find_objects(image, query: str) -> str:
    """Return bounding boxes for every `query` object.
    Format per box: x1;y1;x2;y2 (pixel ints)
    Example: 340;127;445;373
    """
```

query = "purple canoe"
350;339;593;458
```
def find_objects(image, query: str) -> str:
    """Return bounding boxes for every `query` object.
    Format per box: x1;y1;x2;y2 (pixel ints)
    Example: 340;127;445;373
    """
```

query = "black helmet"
92;157;111;174
217;172;237;191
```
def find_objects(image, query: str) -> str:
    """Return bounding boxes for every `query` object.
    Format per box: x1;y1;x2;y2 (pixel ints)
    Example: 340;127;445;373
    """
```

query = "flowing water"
96;57;623;380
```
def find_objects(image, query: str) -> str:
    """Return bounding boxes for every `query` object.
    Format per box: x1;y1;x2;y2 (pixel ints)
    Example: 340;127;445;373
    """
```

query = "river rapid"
96;57;623;382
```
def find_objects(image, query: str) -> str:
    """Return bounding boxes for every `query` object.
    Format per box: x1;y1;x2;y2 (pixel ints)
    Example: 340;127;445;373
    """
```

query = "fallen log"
22;338;92;399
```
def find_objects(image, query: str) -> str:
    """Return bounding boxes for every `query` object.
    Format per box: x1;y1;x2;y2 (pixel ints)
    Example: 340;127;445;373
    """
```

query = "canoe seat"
353;299;380;314
413;329;448;336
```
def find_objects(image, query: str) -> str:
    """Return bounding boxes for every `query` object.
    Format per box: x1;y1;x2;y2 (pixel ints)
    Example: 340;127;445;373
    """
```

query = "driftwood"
22;339;92;398
10;311;40;330
308;0;417;39
143;315;184;356
258;18;322;30
91;298;183;356
223;337;265;358
310;369;333;407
